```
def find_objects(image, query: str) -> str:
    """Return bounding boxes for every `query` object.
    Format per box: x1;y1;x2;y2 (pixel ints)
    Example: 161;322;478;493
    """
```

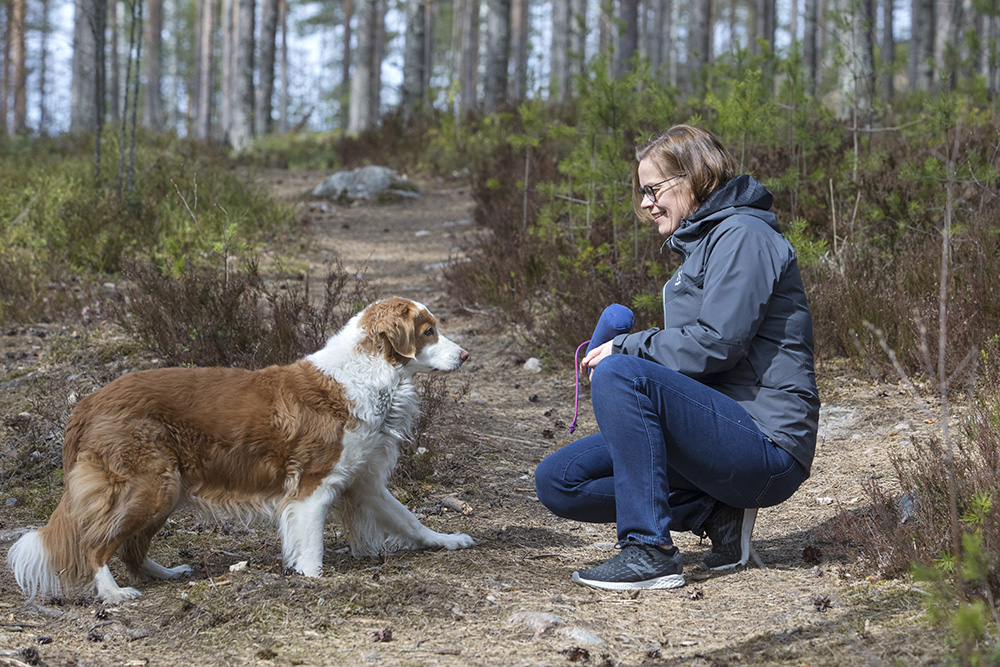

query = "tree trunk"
2;3;9;137
550;0;569;101
401;0;428;117
459;0;480;113
836;0;875;121
348;0;375;133
688;0;712;94
70;0;102;133
229;0;255;151
616;0;639;76
803;0;819;94
279;0;289;132
256;0;279;136
219;0;234;138
483;0;511;112
39;0;51;134
909;0;934;90
194;0;215;139
568;0;586;84
341;0;353;125
11;0;26;134
510;0;528;100
143;0;164;130
752;0;775;55
881;0;893;99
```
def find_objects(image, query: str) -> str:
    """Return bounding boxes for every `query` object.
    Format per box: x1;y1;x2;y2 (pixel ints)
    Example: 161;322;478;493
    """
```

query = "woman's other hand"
581;340;614;378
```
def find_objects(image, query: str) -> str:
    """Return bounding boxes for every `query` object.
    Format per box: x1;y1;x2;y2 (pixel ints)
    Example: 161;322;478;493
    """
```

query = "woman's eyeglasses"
639;174;684;202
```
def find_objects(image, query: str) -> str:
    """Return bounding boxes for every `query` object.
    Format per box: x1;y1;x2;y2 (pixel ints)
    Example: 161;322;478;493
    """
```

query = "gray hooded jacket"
612;175;819;474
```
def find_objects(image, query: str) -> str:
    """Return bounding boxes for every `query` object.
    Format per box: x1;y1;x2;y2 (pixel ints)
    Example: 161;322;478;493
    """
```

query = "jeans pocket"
754;459;806;507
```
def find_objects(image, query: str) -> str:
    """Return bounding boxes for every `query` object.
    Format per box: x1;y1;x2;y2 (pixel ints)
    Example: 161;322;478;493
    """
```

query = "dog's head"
360;298;468;372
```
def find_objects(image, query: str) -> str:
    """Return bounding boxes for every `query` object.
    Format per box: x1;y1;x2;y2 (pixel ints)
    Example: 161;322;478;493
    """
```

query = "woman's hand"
581;340;614;378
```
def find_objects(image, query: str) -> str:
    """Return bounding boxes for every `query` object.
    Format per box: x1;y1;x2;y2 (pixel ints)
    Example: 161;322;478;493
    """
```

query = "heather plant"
112;255;378;369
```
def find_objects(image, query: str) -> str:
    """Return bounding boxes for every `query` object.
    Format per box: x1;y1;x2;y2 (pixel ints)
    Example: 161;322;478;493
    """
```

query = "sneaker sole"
571;571;685;591
698;507;758;571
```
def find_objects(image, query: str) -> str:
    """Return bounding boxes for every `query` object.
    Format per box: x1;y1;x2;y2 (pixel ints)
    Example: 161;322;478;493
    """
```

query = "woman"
534;125;819;591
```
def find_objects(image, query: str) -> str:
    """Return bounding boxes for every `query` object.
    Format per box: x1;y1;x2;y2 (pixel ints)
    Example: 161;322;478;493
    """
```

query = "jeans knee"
533;455;563;512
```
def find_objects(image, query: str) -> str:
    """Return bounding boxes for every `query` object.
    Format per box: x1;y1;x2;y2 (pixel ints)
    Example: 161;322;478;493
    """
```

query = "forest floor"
0;171;952;666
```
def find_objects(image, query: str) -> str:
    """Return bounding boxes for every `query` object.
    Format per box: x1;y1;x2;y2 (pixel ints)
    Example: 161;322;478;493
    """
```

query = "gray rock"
311;165;421;202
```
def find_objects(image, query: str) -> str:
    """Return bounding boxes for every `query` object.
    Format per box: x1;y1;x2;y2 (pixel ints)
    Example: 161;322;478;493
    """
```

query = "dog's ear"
364;298;418;361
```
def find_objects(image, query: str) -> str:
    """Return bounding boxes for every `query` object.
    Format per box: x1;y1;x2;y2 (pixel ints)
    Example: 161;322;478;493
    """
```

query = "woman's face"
637;158;696;237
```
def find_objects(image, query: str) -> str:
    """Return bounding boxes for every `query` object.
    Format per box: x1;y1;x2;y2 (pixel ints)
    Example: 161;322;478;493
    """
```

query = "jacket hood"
666;175;776;254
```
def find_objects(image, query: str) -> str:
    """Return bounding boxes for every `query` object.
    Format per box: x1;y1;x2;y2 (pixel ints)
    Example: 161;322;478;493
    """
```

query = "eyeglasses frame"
639;174;685;202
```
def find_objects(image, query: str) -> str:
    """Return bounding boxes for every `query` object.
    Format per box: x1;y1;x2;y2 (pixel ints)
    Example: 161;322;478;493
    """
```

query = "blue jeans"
535;354;806;548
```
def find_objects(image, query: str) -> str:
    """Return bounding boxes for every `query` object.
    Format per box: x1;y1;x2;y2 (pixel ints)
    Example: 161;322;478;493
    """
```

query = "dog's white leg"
140;558;193;580
364;486;474;551
279;488;334;577
93;565;142;603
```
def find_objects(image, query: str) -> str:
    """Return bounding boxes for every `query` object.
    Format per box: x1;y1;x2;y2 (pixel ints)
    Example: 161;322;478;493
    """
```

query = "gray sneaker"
572;541;685;591
698;504;757;570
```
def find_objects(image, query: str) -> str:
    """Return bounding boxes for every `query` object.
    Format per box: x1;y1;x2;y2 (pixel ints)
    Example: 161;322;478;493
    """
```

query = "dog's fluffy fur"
7;297;474;603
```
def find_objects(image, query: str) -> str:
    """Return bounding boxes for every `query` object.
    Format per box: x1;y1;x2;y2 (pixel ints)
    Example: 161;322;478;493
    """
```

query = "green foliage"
784;218;830;269
0;133;294;323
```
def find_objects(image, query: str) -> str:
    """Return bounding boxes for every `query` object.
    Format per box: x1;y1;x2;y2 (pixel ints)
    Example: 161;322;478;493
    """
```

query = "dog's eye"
423;327;435;337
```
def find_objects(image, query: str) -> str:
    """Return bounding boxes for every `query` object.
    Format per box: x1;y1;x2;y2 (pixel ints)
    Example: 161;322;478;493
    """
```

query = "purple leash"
568;339;591;434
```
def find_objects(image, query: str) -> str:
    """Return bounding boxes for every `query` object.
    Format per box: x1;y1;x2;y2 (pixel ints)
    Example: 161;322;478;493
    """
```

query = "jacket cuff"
612;332;630;354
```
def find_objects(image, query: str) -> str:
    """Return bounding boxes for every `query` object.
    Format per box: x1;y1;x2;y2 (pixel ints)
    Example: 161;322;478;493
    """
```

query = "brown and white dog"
7;297;474;603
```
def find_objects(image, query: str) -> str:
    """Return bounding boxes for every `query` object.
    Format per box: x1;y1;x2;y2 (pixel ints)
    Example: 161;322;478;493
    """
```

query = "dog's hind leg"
79;458;184;602
118;469;192;582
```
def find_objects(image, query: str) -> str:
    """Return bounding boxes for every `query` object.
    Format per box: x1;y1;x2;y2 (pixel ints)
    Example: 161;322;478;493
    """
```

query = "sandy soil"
0;171;950;666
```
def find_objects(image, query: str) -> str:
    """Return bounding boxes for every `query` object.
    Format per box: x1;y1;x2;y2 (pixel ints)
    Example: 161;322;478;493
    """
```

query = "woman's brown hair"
631;125;736;220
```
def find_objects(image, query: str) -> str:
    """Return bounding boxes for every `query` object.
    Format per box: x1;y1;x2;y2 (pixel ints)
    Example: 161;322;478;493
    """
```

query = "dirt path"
0;173;946;666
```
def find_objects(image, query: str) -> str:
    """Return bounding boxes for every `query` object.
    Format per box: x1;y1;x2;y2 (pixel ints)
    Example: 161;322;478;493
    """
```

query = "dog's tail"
8;501;82;600
8;459;112;600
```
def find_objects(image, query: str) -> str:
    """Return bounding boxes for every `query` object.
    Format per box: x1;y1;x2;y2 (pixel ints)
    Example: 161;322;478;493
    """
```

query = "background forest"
2;0;1000;663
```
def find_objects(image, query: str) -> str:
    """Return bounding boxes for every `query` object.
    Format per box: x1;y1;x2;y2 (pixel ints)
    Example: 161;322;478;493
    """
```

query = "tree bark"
401;0;428;117
483;0;511;111
194;0;215;139
219;0;234;138
348;0;376;133
550;0;569;100
803;0;819;94
143;0;164;130
568;0;586;85
39;0;51;134
909;0;934;90
616;0;639;76
256;0;279;136
11;0;26;134
460;0;480;113
881;0;893;99
70;0;101;133
228;0;255;151
688;0;712;94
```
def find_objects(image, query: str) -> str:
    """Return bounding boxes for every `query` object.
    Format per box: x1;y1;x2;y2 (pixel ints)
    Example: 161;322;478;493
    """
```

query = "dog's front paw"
433;532;475;550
